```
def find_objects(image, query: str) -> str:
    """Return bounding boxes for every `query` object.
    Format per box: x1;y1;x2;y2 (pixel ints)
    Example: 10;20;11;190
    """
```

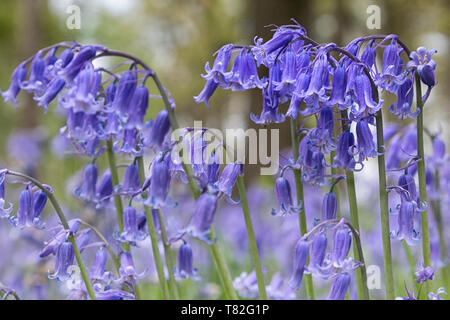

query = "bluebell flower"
10;186;44;229
58;46;97;82
144;109;171;148
216;163;240;199
415;265;434;284
111;70;137;119
428;288;447;300
330;228;352;268
95;288;135;300
286;70;311;119
389;78;417;119
333;131;360;171
289;239;310;289
250;87;286;124
375;41;407;93
194;79;219;109
322;192;337;221
307;232;328;275
96;169;113;208
75;163;98;202
126;85;149;130
233;270;259;299
20;53;47;95
327;272;351;300
202;44;233;87
175;242;199;280
90;247;113;283
301;54;330;116
185;193;217;244
327;65;348;108
114;128;142;156
272;176;301;216
34;78;66;112
0;174;13;218
59;65;103;114
252;25;305;66
1;63;27;108
407;47;437;87
121;162;140;194
48;242;75;281
114;206;147;245
144;154;174;209
360;41;376;70
350;72;382;118
390;199;420;245
356;119;378;161
116;252;147;284
273;47;298;97
227;49;266;91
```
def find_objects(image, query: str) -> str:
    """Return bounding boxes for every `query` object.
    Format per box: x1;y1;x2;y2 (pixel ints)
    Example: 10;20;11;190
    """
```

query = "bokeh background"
0;0;449;299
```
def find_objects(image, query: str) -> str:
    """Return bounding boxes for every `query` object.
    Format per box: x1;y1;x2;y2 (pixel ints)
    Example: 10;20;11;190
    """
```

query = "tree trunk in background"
17;0;44;129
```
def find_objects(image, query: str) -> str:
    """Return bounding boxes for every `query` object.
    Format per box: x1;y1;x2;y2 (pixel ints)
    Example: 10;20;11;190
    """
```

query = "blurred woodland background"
0;0;448;192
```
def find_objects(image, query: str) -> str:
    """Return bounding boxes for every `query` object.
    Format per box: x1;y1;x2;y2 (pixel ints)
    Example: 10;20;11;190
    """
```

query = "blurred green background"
0;0;448;190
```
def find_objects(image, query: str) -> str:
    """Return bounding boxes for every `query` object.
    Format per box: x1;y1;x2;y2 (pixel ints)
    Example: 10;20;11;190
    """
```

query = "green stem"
156;208;180;300
375;110;395;299
415;76;431;296
105;140;130;253
236;175;267;300
289;117;315;300
402;240;416;285
339;111;369;299
136;156;170;299
5;170;96;300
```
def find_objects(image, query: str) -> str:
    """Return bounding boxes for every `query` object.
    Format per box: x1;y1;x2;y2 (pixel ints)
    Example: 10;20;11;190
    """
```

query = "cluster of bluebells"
0;40;251;300
195;21;444;299
0;19;446;301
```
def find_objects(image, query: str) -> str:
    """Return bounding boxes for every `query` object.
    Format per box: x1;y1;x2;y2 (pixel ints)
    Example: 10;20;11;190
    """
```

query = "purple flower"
175;242;199;280
407;47;437;87
59;65;103;114
96;169;113;208
111;70;137;119
121;162;140;194
185;193;217;244
58;46;97;82
126;85;149;130
375;41;407;92
322;192;337;221
20;53;46;95
250;87;286;124
48;242;75;281
328;272;351;300
34;78;66;112
307;232;328;274
202;44;233;86
389;78;417;119
286;71;311;119
356;119;378;160
227;49;266;91
1;63;27;108
194;79;218;109
333;131;360;171
144;154;174;209
272;176;301;216
75;163;98;202
116;252;146;283
415;266;434;284
217;163;240;199
391;200;419;245
330;228;352;268
289;239;310;289
10;186;44;229
0;175;13;218
144;109;171;148
114;206;147;244
90;247;112;283
39;219;81;257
